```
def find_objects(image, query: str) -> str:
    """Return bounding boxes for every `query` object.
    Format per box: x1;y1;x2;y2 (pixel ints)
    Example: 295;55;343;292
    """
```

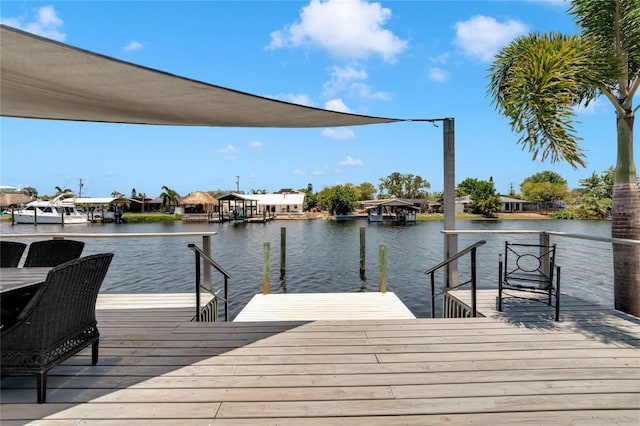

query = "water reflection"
0;218;613;319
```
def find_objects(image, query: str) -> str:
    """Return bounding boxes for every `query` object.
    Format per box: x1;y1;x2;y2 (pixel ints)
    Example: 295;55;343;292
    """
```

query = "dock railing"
0;231;222;320
426;240;486;318
188;243;231;322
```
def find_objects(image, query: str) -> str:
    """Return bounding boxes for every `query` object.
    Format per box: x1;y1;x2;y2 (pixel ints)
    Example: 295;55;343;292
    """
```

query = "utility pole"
236;176;240;193
78;178;84;197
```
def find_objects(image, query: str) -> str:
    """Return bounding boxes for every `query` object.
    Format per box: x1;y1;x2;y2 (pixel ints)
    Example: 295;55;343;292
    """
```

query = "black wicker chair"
498;241;561;321
1;253;114;403
1;241;27;267
24;239;85;267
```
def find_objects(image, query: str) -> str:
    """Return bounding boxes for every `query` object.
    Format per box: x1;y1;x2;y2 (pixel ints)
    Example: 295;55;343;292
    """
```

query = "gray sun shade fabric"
0;25;405;128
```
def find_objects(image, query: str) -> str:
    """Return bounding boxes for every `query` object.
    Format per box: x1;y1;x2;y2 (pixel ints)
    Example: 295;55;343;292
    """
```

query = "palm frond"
487;32;610;169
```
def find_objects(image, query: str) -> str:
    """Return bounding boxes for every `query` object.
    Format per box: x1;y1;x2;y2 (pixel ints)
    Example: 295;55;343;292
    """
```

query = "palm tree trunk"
612;111;640;316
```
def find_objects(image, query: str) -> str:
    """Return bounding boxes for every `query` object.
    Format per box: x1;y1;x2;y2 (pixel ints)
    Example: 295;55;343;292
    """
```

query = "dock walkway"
1;291;638;424
234;291;416;321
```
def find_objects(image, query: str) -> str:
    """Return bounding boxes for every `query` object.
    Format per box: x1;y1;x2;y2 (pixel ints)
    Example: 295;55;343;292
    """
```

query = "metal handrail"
425;240;486;318
188;243;231;322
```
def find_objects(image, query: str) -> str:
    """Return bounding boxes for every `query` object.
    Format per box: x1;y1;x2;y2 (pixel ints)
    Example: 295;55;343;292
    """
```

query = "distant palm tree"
487;0;639;315
111;191;125;198
160;185;180;212
54;186;71;195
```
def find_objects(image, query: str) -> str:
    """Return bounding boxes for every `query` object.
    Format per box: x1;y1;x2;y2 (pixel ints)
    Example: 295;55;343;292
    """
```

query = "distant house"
500;196;540;213
251;189;305;215
457;195;559;214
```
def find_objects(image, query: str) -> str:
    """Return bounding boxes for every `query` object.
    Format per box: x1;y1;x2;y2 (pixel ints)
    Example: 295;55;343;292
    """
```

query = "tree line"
299;167;637;218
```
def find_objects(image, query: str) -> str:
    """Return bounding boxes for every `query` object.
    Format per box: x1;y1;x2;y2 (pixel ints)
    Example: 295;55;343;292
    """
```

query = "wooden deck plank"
1;292;638;424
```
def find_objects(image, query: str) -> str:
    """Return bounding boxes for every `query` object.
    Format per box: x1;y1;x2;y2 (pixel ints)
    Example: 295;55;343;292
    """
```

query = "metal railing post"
425;240;486;319
471;247;477;318
194;251;201;322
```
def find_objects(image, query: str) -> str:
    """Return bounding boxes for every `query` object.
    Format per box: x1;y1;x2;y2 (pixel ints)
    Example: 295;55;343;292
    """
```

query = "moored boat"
12;193;88;224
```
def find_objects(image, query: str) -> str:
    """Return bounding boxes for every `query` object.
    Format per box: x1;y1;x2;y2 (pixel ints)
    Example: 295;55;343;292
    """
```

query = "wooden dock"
234;292;416;321
1;291;639;424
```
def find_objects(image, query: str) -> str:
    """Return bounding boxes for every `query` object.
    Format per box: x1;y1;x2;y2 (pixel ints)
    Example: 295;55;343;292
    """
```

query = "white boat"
12;193;89;224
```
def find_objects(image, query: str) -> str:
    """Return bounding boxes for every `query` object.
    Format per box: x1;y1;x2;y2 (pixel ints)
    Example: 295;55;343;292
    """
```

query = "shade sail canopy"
0;25;405;128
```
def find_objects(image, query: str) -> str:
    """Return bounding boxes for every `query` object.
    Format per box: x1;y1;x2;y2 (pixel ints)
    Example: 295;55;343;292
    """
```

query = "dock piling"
378;244;387;293
263;242;270;294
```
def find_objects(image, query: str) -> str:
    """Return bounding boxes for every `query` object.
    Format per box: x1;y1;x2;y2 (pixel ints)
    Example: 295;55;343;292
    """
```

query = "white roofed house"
252;189;306;217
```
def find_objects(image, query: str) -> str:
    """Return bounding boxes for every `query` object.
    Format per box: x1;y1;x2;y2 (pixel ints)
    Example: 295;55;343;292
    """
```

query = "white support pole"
443;118;458;288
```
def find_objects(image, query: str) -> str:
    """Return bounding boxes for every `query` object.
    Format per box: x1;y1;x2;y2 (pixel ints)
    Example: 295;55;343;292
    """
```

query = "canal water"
1;219;614;319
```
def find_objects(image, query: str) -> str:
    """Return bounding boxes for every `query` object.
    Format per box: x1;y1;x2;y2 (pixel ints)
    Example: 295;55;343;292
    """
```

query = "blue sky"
1;0;635;198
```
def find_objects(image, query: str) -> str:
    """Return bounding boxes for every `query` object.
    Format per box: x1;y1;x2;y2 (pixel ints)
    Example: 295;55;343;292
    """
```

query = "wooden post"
378;244;387;293
263;242;270;294
280;227;286;278
359;227;366;277
11;208;15;225
539;232;551;280
61;208;65;227
34;205;37;226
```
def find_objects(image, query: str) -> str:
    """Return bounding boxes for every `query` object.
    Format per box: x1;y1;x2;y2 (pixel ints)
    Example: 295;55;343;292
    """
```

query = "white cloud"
311;167;329;176
349;83;390;100
573;97;606;115
267;0;408;62
340;155;363;166
323;65;368;97
322;127;355;140
322;64;389;101
2;5;66;41
324;98;352;113
106;170;114;177
218;144;236;154
453;15;528;62
223;156;238;161
124;41;144;52
429;67;450;82
249;140;264;148
275;93;316;107
429;52;450;65
294;169;306;176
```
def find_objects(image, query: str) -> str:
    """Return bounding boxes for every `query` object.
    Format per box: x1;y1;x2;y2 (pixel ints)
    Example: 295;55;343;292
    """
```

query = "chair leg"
36;372;47;404
92;340;99;365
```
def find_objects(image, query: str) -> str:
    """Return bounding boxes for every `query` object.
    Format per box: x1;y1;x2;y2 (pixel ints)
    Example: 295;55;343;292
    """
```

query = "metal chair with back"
498;241;561;321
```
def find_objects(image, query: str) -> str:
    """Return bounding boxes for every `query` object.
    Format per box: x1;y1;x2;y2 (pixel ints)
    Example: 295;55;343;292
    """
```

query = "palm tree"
487;0;639;315
159;185;180;213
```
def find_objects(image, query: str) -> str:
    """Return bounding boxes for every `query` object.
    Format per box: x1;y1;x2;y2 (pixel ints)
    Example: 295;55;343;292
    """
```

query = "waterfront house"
252;189;305;216
500;196;540;213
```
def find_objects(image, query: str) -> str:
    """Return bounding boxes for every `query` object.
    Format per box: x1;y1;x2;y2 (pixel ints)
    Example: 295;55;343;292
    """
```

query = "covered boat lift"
366;199;420;223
